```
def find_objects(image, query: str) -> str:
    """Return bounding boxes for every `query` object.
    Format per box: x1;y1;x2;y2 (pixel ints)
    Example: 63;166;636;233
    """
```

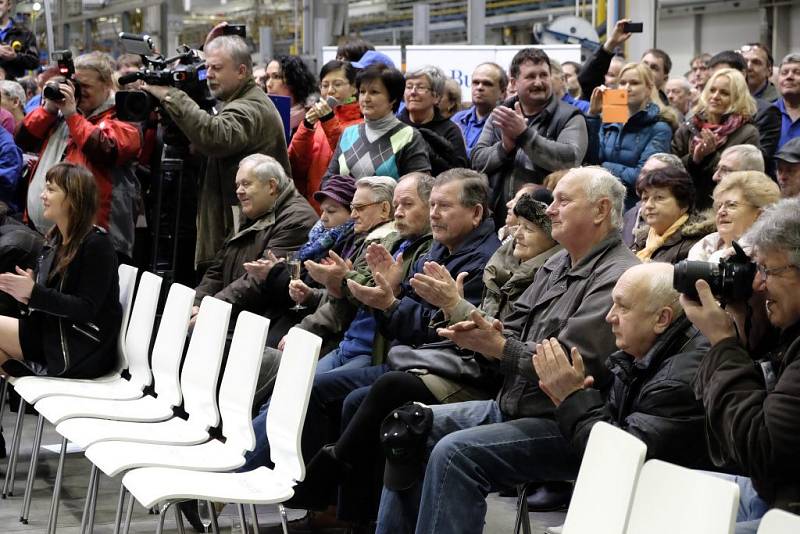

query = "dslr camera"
42;50;82;103
673;241;756;304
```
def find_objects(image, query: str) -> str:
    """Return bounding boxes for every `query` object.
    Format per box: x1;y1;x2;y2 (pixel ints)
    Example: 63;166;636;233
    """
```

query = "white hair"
745;197;800;268
0;80;25;108
355;176;397;216
571;166;627;230
239;154;290;191
719;144;765;173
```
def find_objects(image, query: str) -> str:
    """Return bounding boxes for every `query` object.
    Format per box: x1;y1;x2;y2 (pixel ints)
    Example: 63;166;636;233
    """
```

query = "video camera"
42;50;82;103
673;241;757;304
115;33;214;144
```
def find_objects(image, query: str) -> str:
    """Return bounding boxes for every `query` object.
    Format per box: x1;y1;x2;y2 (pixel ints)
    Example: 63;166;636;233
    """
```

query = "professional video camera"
42;50;82;103
114;33;214;145
673;241;757;304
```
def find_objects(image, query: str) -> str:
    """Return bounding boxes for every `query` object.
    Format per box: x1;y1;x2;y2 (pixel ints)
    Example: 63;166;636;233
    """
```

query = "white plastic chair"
2;265;142;500
35;295;231;534
757;509;800;533
625;460;739;534
79;311;270;532
119;327;322;534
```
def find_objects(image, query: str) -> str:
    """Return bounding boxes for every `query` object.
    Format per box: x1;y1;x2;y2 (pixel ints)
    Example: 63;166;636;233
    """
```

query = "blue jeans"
376;400;578;534
315;348;372;374
240;364;389;472
704;472;769;534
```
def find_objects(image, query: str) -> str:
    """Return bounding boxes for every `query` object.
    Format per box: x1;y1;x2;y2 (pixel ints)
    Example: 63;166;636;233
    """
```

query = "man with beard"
142;34;290;272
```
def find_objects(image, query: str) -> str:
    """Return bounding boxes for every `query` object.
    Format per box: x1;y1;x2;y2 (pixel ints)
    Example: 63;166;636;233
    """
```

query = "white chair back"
563;422;647;534
113;264;138;374
181;296;231;431
218;312;269;454
625;460;739;534
266;327;321;483
758;509;800;534
124;271;162;391
150;283;196;406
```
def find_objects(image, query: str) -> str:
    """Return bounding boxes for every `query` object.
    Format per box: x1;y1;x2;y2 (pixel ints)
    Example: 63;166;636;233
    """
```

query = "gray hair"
355;176;398;216
647;153;686;172
239;154;290;190
405;65;446;97
74;51;115;85
666;77;692;93
632;263;682;315
0;80;25;108
205;35;253;76
434;168;490;221
744;197;800;268
399;172;434;204
780;53;800;68
719;144;765;173
572;166;626;230
549;59;563;76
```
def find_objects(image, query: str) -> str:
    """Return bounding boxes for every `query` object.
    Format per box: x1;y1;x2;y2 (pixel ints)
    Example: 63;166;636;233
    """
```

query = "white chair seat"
35;394;173;426
758;508;800;533
123;466;295;507
85;439;246;478
13;374;144;404
55;416;209;449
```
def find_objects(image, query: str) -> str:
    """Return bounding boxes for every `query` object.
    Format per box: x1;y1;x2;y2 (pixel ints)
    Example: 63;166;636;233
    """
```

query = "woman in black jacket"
0;162;121;378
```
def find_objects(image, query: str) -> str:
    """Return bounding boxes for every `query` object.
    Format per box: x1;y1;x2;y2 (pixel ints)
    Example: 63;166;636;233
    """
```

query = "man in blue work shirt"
451;62;507;157
775;52;800;149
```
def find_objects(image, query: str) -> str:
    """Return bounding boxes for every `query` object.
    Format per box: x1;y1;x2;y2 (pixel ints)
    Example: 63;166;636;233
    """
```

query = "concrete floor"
0;408;566;534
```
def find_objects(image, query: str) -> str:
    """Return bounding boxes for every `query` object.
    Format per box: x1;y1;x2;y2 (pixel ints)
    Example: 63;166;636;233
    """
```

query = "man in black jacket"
681;197;800;532
0;0;37;81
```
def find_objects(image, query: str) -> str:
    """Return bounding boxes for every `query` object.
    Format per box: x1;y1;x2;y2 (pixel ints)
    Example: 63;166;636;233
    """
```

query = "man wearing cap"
350;49;396;70
0;0;37;81
375;166;640;534
775;138;800;198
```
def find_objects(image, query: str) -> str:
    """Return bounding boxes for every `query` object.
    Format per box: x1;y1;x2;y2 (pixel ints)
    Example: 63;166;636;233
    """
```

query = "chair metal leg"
112;483;127;534
19;413;44;523
122;491;135;534
174;502;186;534
46;436;68;534
207;500;220;534
79;465;97;534
87;466;100;534
2;398;26;498
155;502;172;534
0;378;8;419
237;503;248;534
249;503;259;533
278;503;289;534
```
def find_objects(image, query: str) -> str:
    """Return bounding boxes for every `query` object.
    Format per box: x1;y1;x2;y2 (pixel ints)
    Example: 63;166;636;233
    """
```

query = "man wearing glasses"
681;197;800;533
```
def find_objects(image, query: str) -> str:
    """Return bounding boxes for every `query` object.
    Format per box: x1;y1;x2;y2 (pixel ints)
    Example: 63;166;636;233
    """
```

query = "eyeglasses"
350;201;382;213
713;200;754;212
404;84;431;94
756;263;798;279
321;80;349;91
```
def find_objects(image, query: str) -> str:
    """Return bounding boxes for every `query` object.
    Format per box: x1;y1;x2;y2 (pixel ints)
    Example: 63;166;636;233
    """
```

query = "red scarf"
690;113;746;152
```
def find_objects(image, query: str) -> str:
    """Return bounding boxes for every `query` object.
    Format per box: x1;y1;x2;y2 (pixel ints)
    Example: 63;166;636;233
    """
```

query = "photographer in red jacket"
16;52;141;261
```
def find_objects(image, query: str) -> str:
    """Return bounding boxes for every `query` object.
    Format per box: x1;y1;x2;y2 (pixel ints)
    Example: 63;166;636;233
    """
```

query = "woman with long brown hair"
0;162;121;378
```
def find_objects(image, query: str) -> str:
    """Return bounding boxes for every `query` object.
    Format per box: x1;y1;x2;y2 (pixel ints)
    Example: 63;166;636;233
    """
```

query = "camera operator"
140;33;291;272
16;52;141;261
680;197;800;531
0;0;38;81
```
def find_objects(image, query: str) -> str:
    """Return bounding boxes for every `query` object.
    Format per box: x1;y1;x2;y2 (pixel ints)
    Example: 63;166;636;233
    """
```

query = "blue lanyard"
0;21;13;43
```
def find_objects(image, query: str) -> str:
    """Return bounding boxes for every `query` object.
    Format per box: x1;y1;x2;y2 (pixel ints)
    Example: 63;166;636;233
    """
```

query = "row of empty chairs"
1;265;323;533
516;422;800;534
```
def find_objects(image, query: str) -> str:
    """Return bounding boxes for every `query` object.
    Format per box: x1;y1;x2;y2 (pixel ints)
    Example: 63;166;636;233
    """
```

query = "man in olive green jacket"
143;35;291;271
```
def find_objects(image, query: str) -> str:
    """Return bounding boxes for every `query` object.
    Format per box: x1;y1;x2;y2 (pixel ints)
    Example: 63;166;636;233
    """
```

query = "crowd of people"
1;5;800;534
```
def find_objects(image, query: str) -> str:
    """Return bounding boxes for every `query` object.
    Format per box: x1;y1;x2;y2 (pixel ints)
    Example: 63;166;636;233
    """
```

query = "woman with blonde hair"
688;171;780;262
672;68;760;210
586;62;678;209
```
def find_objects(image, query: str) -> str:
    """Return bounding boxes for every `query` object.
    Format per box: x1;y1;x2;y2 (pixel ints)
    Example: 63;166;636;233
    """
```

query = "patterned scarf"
636;213;689;262
297;219;355;262
690;113;746;153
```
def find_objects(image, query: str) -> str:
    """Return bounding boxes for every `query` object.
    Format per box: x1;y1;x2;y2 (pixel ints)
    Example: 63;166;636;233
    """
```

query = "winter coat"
0;126;22;212
20;228;121;378
694;321;800;514
631;211;716;264
158;78;291;269
557;315;711;468
0;212;44;317
376;218;501;348
398;108;468;175
586;103;673;208
0;21;39;80
16;105;142;248
193;183;318;317
499;232;641;418
671;119;761;210
288;101;363;212
471;94;587;227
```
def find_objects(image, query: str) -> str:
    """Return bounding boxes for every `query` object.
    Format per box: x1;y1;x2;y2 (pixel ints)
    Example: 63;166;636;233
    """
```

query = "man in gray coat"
375;166;640;534
471;48;588;227
143;35;291;271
